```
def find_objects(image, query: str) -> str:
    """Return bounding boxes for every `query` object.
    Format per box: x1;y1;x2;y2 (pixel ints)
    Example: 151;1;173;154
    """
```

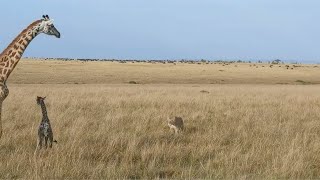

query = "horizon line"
23;57;320;64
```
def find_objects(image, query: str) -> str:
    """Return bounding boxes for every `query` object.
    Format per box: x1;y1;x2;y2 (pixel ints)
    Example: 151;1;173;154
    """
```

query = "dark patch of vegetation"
295;80;313;85
200;90;209;93
129;81;138;84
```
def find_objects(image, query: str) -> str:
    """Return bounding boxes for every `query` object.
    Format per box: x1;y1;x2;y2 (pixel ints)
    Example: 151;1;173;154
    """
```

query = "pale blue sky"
0;0;319;62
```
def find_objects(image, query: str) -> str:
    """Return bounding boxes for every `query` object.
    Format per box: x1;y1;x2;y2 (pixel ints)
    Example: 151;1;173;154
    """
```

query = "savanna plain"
1;59;320;179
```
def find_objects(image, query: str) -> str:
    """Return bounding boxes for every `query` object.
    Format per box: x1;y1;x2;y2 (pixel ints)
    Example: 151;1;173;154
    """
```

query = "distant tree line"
24;57;299;64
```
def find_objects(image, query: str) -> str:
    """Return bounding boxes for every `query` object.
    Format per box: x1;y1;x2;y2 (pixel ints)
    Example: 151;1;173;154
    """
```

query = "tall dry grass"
1;84;320;179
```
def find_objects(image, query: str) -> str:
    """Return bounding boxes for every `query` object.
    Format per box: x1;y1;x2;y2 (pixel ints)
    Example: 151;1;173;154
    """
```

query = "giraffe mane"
39;19;54;28
0;19;43;57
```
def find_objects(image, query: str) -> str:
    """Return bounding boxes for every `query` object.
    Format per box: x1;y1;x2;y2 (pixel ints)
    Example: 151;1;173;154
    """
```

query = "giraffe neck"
39;100;49;121
0;20;43;83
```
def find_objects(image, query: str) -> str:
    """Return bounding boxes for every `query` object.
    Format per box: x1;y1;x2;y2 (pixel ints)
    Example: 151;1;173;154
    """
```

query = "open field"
8;59;320;84
1;59;320;178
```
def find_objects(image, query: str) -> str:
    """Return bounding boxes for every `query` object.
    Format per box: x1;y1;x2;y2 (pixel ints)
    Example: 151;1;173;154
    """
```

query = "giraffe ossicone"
0;15;61;139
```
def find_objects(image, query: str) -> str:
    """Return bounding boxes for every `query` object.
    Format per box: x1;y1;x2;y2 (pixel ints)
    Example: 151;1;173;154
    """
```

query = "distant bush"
129;81;138;84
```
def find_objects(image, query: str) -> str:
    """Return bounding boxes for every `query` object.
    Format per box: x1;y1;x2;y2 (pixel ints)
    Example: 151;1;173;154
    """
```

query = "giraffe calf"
37;96;57;149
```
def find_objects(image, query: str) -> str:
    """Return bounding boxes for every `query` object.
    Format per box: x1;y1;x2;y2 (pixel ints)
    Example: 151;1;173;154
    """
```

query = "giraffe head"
36;15;60;38
36;96;46;105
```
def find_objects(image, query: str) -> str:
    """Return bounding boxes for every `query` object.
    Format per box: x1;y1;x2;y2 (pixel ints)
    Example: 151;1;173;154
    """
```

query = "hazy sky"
0;1;319;62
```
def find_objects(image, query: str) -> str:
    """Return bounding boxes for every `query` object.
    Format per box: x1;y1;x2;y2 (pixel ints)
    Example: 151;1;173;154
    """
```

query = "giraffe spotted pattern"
37;96;56;149
0;15;60;139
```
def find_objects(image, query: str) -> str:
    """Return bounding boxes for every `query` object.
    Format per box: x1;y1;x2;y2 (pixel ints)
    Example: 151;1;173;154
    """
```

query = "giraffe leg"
38;137;43;149
44;137;48;149
0;84;8;140
0;101;2;139
49;135;53;148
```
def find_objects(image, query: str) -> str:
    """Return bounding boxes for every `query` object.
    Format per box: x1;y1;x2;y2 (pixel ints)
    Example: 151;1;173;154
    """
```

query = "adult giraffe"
0;15;60;139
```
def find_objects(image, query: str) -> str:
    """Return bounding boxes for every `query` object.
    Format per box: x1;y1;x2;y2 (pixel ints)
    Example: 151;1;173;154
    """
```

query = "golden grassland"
8;59;320;84
1;59;320;178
